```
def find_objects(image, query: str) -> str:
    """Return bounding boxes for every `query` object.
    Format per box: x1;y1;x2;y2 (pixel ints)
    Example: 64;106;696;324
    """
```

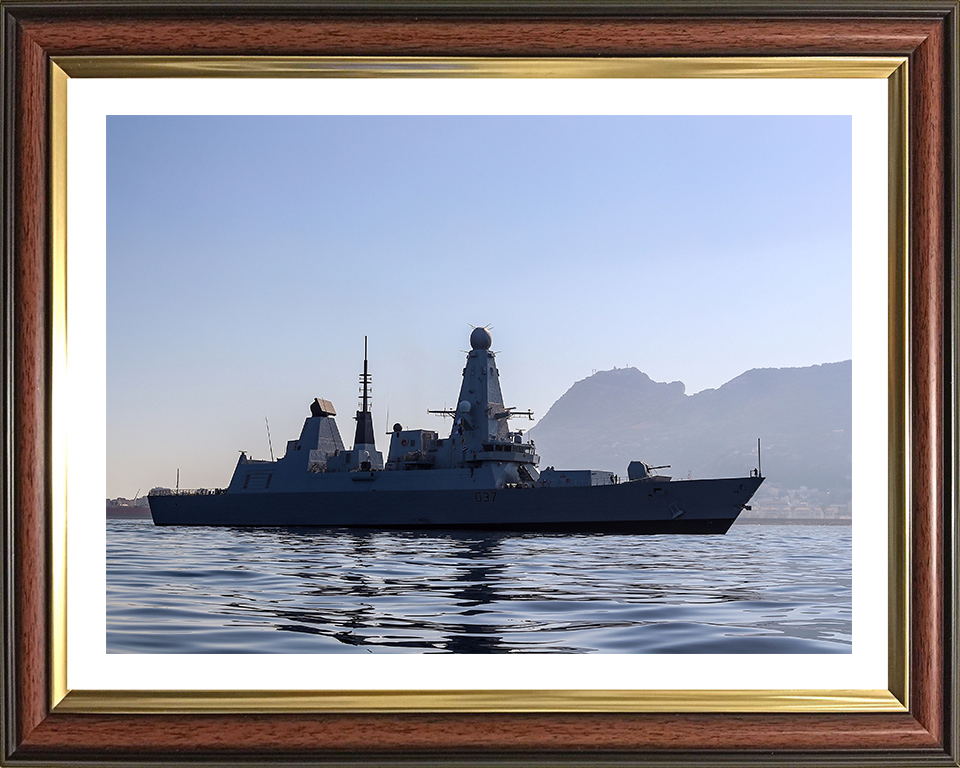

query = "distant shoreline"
106;506;152;519
734;518;851;526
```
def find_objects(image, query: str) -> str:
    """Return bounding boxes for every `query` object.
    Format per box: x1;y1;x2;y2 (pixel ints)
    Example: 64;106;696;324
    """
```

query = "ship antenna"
757;437;762;478
353;336;377;449
265;417;275;462
360;335;371;413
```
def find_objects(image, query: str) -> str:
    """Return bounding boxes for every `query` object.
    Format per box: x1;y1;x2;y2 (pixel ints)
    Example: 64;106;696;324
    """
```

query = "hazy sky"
107;115;851;497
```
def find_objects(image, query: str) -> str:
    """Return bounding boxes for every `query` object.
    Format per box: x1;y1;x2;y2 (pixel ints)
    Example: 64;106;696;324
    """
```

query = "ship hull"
149;476;763;534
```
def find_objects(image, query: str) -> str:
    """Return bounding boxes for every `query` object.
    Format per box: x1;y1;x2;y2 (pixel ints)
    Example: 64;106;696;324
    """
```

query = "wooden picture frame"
2;2;957;765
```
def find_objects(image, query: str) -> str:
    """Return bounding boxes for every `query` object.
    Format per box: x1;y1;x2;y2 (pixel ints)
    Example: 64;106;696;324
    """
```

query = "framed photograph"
2;2;957;765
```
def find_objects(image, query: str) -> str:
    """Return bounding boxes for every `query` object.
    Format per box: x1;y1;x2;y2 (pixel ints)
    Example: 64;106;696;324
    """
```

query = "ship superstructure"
150;329;764;533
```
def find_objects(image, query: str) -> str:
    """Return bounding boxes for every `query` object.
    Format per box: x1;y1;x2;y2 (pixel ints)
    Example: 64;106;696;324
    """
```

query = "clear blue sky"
107;115;851;497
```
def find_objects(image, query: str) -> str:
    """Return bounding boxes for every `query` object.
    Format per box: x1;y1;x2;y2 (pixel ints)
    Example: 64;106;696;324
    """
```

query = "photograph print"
106;113;853;654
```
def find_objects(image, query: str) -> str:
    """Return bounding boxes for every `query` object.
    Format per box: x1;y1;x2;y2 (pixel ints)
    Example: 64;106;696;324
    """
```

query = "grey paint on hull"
149;476;763;534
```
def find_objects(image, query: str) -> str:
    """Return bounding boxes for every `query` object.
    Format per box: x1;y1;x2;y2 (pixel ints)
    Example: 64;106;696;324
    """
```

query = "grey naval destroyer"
149;328;764;533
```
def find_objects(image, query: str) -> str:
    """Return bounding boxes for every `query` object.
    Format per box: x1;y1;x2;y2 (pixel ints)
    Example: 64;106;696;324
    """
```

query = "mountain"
527;361;851;495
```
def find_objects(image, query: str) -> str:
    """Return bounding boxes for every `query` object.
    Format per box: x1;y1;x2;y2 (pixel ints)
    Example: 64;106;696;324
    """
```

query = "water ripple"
107;521;851;654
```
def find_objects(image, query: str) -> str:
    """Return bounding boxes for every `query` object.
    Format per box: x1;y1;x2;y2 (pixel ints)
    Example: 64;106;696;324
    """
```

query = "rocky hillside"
527;361;851;494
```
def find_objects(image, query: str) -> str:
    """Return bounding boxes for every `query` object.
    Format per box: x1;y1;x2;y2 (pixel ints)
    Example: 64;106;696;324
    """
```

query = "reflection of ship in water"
250;530;514;652
413;534;508;654
150;329;763;533
213;529;775;653
107;522;853;654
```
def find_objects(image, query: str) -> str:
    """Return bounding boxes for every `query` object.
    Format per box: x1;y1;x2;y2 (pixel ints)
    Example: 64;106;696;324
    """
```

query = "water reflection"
107;523;852;654
244;529;518;652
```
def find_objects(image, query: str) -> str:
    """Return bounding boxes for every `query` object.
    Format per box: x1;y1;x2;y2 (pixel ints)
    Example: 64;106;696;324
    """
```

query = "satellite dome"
470;327;492;350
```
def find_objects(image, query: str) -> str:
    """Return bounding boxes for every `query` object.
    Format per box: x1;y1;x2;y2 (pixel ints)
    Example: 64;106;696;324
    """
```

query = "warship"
149;328;764;533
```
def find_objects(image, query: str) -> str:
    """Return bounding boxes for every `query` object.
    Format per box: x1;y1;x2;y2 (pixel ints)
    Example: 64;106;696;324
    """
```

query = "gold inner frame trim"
49;55;910;715
54;55;904;79
50;61;69;709
886;61;910;710
57;688;905;714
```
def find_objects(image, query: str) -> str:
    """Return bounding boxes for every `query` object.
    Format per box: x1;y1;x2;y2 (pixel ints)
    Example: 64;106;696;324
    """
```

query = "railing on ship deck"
148;488;227;496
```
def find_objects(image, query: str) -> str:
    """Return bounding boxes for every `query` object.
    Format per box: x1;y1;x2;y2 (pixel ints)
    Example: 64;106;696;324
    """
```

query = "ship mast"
430;327;534;467
353;336;376;449
360;336;370;414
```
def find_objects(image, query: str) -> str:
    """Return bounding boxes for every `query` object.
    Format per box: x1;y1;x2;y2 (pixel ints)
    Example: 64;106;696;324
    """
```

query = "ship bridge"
428;327;536;472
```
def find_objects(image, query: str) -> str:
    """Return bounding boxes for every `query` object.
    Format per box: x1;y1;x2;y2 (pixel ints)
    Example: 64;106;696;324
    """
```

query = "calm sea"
107;520;851;654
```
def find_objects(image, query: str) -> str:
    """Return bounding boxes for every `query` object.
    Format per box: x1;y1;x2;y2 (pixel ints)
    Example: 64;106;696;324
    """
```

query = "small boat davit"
149;328;764;533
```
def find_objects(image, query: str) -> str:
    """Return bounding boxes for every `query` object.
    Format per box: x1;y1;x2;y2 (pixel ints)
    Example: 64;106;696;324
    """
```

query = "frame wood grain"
2;2;957;765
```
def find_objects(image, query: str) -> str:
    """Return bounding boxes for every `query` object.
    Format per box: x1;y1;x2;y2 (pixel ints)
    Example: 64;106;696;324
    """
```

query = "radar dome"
470;327;492;350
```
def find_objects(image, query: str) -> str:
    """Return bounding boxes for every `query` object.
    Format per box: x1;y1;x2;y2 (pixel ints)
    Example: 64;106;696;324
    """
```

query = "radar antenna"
494;407;534;421
353;336;377;448
358;335;371;413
